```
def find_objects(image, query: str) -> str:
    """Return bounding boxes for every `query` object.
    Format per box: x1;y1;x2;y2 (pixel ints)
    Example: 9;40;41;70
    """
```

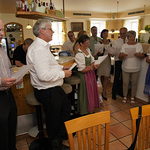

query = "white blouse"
120;43;143;72
75;48;95;71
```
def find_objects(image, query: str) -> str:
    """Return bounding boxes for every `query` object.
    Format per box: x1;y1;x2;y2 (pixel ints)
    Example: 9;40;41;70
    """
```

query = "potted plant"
145;25;150;33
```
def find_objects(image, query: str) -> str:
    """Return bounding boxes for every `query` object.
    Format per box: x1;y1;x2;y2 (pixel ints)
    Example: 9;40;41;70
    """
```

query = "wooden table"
12;56;75;116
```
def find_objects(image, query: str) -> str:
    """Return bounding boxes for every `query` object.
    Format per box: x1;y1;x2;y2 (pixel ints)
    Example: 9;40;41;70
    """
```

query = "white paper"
93;44;104;56
105;45;117;55
69;63;77;70
94;55;108;65
12;64;34;84
125;48;136;58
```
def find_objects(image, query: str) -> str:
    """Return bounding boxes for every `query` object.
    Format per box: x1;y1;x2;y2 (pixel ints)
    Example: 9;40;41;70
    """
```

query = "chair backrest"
59;51;71;56
65;111;110;150
130;104;150;150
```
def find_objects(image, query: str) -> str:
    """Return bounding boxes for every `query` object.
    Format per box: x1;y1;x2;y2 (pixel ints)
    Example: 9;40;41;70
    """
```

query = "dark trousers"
112;60;123;97
0;90;17;150
34;86;71;145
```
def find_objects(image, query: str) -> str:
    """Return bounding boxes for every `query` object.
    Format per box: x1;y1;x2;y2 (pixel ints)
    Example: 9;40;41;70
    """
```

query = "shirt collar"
36;37;51;48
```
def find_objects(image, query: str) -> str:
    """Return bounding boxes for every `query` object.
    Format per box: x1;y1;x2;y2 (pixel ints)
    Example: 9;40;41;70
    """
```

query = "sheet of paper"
105;45;117;55
12;64;34;84
93;44;104;55
94;55;108;65
125;48;136;58
69;62;77;70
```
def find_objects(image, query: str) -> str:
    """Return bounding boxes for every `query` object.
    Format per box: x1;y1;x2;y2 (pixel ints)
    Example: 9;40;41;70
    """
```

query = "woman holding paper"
97;29;116;100
119;30;145;103
75;35;100;115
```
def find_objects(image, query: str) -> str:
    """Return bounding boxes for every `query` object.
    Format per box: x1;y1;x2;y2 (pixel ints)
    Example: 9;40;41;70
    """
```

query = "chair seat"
64;76;80;85
61;83;72;94
26;93;41;106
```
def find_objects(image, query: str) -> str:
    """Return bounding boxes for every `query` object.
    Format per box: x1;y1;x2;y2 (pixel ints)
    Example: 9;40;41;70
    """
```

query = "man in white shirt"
26;19;72;150
112;27;127;100
62;31;75;56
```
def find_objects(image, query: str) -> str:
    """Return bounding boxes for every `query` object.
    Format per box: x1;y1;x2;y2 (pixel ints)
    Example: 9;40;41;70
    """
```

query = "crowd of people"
0;18;150;150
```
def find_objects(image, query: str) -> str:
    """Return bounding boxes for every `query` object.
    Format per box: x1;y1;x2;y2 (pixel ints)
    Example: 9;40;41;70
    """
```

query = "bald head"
0;19;4;42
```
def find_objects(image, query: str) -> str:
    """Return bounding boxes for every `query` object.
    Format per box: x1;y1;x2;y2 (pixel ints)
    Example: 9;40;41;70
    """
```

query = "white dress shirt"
62;40;74;56
26;38;65;90
75;48;95;71
112;38;126;61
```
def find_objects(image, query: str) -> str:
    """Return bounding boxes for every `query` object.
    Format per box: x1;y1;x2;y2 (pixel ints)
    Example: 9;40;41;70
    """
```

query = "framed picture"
71;22;83;32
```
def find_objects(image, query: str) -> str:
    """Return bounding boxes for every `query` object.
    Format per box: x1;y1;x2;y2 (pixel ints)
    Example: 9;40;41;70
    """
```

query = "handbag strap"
128;106;142;150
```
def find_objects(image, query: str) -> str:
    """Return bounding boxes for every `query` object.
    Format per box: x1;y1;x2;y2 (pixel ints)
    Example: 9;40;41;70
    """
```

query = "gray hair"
33;19;52;37
126;30;136;38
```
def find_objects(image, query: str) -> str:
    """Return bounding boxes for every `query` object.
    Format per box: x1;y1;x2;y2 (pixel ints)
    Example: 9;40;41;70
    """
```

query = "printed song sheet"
125;48;136;58
12;64;34;84
94;55;108;65
93;44;104;56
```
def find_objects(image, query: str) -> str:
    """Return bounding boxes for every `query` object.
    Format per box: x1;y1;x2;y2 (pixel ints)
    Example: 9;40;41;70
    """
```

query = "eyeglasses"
43;28;53;31
120;32;126;35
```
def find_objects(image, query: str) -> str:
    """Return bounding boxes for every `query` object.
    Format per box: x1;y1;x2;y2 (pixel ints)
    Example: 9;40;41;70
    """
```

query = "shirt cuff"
59;71;65;78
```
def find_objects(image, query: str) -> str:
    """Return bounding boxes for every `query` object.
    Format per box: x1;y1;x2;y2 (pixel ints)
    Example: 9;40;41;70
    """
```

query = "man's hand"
1;77;16;87
16;78;23;85
63;66;71;70
64;70;72;78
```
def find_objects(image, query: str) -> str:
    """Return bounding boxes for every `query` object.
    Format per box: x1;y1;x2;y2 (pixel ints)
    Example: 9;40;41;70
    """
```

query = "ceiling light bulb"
26;24;32;29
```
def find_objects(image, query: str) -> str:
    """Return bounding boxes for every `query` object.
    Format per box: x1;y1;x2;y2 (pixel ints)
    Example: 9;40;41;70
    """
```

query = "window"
124;19;139;38
50;22;63;45
91;21;106;36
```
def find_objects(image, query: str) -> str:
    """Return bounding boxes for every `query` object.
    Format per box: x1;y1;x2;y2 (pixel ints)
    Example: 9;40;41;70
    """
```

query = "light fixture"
139;5;147;34
139;30;147;34
114;1;119;34
26;20;32;29
60;30;65;35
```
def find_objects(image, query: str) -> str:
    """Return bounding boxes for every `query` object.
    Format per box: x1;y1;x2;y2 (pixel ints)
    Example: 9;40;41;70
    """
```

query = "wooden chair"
65;111;110;150
130;104;150;150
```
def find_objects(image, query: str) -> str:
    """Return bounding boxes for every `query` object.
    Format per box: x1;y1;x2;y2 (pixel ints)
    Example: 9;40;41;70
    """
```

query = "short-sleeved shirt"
13;44;26;65
120;43;143;72
89;36;102;55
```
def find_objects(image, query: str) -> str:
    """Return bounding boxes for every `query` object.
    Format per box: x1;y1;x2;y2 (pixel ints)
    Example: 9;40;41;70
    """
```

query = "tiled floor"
16;77;148;150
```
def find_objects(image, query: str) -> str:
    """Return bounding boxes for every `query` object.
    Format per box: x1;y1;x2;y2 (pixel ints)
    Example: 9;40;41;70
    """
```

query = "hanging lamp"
26;20;32;29
114;1;119;34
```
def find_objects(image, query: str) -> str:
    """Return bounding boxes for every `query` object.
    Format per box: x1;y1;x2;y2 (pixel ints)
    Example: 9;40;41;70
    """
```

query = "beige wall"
0;13;35;42
1;10;150;43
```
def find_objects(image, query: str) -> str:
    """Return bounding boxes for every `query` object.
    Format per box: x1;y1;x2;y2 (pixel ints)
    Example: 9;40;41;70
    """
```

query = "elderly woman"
97;29;116;100
75;34;100;115
119;30;145;103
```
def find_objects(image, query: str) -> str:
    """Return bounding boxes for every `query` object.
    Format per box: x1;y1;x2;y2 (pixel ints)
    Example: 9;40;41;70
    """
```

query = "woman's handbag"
128;106;142;150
